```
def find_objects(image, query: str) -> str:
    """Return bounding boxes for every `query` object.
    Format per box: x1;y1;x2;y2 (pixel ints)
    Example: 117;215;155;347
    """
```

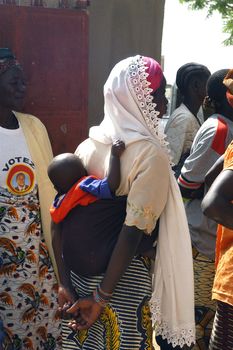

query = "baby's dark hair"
207;69;229;103
176;62;210;95
48;153;87;194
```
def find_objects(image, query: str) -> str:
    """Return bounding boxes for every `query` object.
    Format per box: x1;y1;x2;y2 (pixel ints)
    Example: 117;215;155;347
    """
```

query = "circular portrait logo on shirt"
7;164;35;195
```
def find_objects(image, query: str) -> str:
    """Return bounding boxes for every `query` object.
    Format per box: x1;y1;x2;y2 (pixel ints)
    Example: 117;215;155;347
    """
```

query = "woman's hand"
66;296;104;330
58;285;76;319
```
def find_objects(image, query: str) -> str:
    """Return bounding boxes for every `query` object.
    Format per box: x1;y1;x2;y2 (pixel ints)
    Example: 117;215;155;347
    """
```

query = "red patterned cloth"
50;176;98;224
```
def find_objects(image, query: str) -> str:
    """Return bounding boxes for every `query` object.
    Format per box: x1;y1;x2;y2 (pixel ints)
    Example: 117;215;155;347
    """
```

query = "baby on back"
48;140;126;279
48;139;125;224
48;138;157;280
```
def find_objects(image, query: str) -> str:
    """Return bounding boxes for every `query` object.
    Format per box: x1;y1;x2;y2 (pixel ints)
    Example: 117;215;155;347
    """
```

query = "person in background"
165;63;210;177
201;69;233;350
201;145;233;350
0;48;62;348
57;55;195;350
178;69;233;350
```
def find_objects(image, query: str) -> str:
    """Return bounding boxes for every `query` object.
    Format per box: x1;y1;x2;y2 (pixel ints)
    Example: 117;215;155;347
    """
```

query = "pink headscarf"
144;56;163;92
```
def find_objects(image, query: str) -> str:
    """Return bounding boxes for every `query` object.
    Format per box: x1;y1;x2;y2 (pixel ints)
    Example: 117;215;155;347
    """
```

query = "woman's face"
0;66;26;111
151;76;168;118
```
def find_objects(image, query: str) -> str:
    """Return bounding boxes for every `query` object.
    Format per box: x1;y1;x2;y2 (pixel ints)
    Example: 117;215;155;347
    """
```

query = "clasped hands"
58;286;104;331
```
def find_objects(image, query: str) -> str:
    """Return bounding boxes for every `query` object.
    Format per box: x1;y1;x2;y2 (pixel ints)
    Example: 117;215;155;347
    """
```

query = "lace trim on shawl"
127;56;195;348
127;55;172;164
150;296;195;348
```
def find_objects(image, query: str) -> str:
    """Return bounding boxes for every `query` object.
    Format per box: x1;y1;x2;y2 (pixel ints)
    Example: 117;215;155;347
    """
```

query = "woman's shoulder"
76;138;93;151
76;138;168;164
129;139;166;154
75;138;109;155
196;114;219;134
14;111;46;129
126;140;169;169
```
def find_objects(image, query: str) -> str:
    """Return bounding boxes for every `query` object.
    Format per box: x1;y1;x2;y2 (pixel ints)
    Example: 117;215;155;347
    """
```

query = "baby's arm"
79;140;125;197
107;139;125;194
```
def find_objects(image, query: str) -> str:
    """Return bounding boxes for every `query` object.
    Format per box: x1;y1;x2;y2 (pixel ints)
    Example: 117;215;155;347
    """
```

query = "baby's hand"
111;140;125;157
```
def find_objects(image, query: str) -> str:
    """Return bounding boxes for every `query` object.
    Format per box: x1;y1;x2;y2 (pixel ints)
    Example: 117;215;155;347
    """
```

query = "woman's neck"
216;105;233;122
183;97;201;116
0;107;19;129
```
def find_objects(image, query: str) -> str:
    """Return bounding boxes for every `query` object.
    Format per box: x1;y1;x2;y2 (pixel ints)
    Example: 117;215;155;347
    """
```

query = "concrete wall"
88;0;165;125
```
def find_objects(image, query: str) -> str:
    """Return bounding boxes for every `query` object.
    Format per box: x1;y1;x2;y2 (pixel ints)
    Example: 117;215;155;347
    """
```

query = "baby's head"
48;153;86;195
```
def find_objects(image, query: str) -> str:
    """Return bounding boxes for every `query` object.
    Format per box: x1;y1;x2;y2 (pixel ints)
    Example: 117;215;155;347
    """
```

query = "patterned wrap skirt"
62;256;154;350
192;247;216;350
209;300;233;350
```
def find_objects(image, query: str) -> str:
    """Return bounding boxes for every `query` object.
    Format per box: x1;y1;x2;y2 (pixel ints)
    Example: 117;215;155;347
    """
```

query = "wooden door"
0;4;88;155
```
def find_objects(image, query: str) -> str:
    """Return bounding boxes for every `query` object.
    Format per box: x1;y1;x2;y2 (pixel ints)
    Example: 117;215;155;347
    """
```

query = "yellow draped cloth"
15;111;58;278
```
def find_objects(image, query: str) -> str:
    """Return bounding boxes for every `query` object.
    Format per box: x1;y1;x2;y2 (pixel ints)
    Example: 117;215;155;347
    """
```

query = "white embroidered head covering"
89;55;169;154
91;55;195;347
